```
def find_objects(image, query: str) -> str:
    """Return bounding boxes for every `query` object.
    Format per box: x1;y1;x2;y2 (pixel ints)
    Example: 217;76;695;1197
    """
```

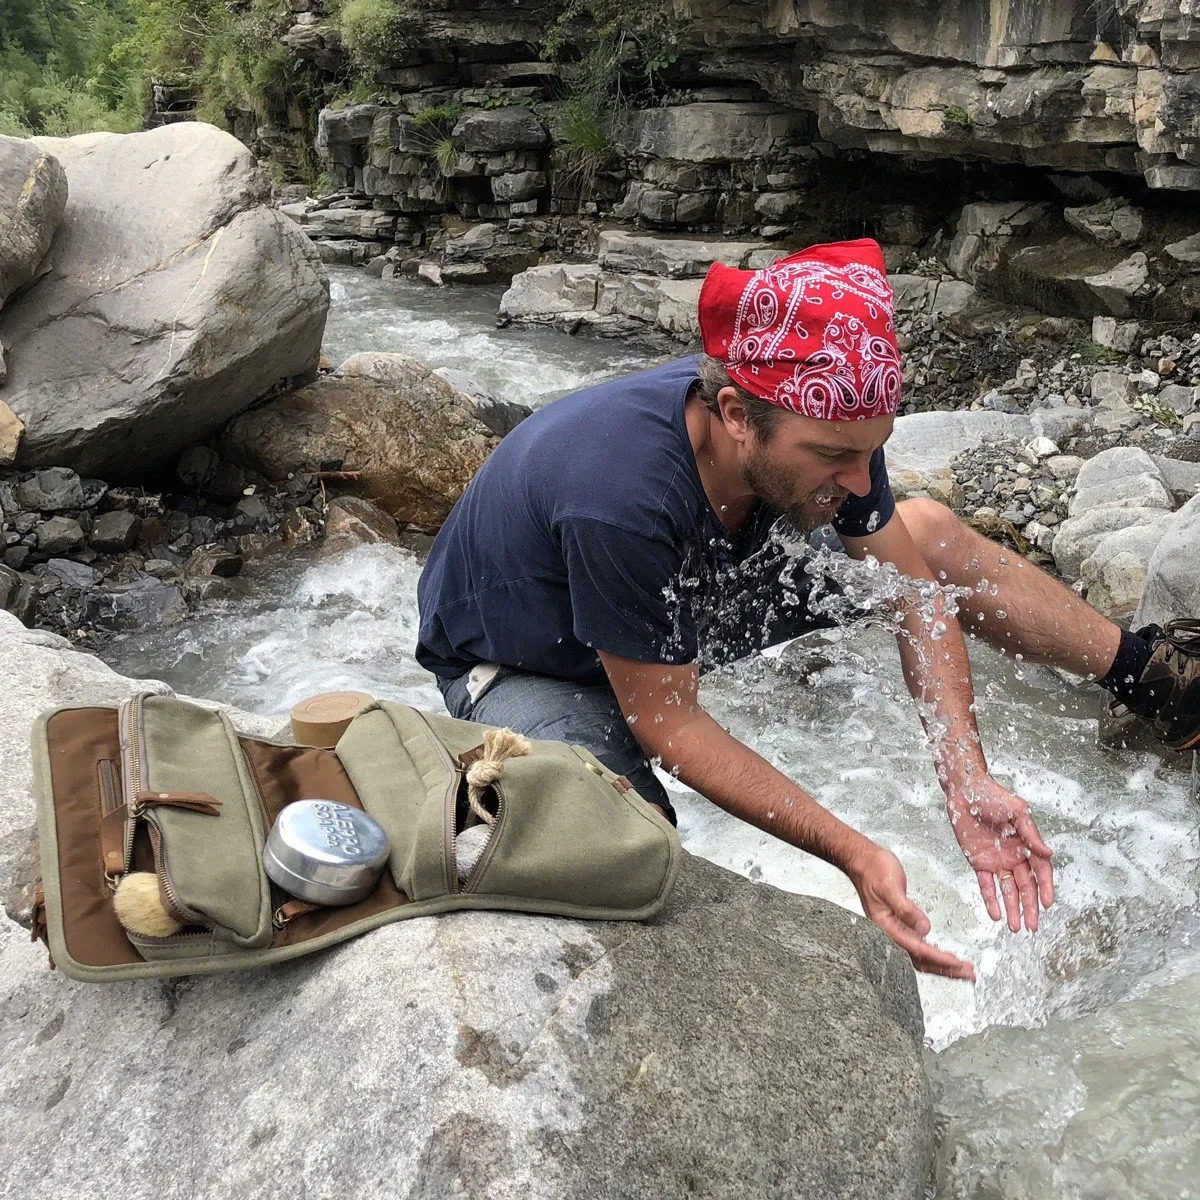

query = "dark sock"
1098;627;1156;708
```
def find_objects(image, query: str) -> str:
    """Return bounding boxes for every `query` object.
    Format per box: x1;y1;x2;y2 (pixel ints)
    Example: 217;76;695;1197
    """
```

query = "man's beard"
741;444;847;533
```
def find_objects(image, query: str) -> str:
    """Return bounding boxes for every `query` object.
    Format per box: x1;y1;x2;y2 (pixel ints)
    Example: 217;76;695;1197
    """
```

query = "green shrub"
340;0;416;71
943;104;973;129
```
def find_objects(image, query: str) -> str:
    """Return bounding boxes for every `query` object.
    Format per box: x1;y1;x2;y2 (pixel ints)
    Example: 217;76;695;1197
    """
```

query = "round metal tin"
263;799;390;907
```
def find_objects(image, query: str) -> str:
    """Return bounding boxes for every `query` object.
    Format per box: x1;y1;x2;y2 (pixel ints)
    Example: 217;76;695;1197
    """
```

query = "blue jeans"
435;530;857;828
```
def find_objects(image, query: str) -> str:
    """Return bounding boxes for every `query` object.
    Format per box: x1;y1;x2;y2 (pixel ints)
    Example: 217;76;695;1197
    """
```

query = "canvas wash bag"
29;693;682;983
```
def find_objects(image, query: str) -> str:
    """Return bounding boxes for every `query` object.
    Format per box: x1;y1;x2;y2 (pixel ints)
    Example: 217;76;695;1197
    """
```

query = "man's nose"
834;455;873;497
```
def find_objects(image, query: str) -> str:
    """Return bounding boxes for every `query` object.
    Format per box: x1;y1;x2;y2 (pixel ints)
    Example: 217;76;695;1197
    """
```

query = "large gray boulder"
0;136;68;310
0;609;934;1200
1133;493;1200;628
0;124;329;477
224;352;502;530
884;411;1034;484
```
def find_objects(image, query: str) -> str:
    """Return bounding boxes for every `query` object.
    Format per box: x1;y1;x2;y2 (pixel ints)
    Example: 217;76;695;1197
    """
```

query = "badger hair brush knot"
113;872;183;938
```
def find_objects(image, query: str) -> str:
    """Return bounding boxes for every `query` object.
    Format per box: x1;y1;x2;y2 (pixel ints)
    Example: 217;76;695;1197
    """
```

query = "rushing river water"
103;267;1200;1196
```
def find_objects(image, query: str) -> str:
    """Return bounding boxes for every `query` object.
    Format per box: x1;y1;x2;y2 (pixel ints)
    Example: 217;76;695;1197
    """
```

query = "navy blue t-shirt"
416;357;894;683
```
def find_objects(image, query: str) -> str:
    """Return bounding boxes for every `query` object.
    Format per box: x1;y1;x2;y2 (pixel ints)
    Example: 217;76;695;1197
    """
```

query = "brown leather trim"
612;776;633;794
458;743;486;768
44;709;142;967
240;740;408;945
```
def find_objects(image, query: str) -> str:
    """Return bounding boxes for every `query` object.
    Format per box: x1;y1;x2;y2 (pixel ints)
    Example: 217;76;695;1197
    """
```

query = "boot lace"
1164;618;1200;661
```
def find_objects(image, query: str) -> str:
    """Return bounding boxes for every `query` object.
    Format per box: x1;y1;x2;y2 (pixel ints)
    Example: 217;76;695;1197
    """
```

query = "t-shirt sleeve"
559;517;698;665
833;447;895;538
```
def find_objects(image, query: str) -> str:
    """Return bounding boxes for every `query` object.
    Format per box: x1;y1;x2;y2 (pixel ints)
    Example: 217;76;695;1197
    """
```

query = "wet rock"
0;565;35;625
89;509;140;554
433;369;531;438
183;546;243;579
33;516;84;555
16;467;83;513
92;578;186;629
224;353;501;530
0;123;329;476
0;135;68;308
322;496;401;549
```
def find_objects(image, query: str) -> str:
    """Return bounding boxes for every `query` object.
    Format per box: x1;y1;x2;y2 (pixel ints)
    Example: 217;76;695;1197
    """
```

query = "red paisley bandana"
698;238;902;421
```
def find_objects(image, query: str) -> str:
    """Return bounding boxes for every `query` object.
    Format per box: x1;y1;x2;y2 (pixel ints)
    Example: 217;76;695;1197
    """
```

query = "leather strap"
458;744;486;769
273;898;324;928
100;806;127;886
135;791;223;817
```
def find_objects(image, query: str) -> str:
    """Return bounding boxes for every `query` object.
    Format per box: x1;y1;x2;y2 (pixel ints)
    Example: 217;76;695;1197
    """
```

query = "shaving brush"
113;872;183;938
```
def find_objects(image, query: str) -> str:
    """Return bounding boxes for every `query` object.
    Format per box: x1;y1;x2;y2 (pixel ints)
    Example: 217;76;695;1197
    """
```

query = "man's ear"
716;386;751;443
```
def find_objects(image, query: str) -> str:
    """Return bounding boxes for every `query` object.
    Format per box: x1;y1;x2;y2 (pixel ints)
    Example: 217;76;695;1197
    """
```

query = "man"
417;238;1200;980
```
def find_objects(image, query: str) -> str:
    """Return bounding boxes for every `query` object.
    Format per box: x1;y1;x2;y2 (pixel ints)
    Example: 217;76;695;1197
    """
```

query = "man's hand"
849;843;976;981
945;775;1055;933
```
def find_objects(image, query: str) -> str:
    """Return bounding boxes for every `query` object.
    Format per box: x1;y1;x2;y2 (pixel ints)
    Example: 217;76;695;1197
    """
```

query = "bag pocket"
462;742;680;918
119;693;274;949
334;703;459;901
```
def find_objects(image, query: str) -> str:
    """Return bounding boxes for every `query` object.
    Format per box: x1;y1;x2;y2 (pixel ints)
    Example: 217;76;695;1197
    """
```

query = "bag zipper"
463;783;505;893
413;710;461;895
117;694;149;875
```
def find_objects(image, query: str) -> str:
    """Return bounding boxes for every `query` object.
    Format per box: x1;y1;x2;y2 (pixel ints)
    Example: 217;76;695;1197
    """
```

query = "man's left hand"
945;776;1055;933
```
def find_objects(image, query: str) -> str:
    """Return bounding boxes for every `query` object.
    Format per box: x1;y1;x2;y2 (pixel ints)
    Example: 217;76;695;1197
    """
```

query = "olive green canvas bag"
29;692;682;983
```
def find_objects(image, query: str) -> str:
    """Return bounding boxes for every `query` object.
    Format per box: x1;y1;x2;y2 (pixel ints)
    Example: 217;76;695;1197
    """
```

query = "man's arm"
842;514;1055;934
598;649;975;979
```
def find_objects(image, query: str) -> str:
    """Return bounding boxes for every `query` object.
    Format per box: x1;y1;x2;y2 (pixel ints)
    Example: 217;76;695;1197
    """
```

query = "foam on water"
321;268;649;408
103;540;1200;1054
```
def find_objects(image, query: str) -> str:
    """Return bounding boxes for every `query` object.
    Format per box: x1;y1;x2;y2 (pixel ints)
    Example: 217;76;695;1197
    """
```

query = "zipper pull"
135;791;224;817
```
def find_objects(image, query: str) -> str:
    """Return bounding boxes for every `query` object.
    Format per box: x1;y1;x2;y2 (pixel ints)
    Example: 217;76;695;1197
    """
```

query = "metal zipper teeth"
145;816;211;929
463;784;505;894
117;695;142;873
413;710;461;895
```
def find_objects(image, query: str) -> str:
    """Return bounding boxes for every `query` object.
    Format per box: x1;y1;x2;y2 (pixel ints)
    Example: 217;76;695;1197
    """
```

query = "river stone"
1073;446;1164;492
0;400;21;466
1080;523;1171;621
322;495;401;550
1068;472;1174;518
1052;506;1171;581
16;466;84;513
0;124;328;477
223;353;500;530
433;369;531;437
596;231;764;279
0;136;68;310
885;411;1033;481
500;264;601;319
88;509;140;554
33;515;84;555
0;566;35;626
1133;493;1200;628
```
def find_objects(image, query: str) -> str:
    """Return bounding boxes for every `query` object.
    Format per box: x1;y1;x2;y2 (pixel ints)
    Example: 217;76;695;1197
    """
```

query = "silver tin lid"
263;800;390;907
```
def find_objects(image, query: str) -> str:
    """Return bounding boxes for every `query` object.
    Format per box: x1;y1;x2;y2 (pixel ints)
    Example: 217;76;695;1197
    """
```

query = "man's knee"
896;497;963;558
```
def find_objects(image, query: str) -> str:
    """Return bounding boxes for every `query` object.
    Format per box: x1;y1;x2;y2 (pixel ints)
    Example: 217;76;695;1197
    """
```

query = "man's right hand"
849;843;976;981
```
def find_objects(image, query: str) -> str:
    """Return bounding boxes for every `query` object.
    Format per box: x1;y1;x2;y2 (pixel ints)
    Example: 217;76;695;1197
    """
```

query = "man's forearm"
643;710;878;876
895;598;989;795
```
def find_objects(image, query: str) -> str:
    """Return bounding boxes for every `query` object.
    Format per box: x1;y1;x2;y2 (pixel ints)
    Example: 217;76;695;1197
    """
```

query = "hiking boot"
1119;619;1200;751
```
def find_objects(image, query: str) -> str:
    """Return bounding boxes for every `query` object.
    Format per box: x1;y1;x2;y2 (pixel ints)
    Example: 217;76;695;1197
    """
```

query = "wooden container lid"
290;691;375;748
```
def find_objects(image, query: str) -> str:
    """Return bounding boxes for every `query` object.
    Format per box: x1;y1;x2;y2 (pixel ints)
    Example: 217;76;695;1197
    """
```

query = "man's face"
731;397;894;532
